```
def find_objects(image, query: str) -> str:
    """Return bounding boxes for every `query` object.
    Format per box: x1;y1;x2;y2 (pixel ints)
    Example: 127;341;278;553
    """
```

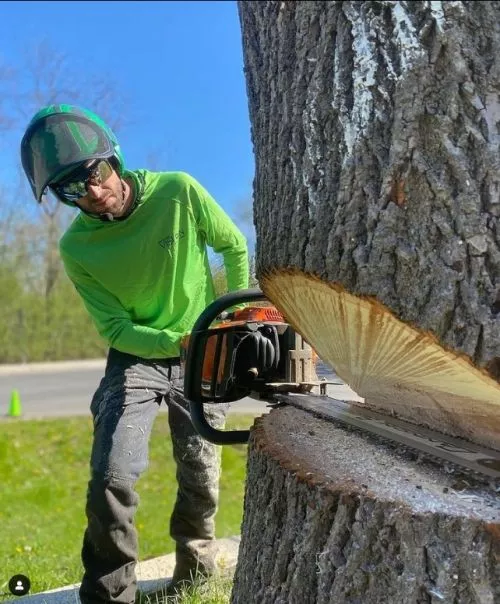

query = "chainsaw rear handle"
184;287;268;445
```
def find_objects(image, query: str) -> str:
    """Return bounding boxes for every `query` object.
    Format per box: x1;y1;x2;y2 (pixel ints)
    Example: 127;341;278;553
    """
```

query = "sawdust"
259;407;500;522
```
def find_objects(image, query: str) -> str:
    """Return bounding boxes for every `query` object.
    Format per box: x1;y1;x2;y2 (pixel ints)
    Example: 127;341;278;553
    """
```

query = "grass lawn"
0;412;255;600
143;572;234;604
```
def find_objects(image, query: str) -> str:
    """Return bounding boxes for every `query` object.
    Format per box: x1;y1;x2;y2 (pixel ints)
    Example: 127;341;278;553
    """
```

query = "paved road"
0;360;270;419
0;361;105;418
0;359;361;420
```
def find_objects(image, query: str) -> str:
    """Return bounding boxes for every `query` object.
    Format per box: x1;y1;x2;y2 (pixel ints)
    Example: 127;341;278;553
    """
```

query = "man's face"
52;159;126;217
74;160;125;217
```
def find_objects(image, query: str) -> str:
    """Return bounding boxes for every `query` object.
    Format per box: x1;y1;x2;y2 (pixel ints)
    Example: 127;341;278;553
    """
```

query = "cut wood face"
261;270;500;451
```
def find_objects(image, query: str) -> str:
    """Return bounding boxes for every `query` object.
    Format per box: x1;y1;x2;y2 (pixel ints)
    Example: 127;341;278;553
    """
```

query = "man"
20;104;249;603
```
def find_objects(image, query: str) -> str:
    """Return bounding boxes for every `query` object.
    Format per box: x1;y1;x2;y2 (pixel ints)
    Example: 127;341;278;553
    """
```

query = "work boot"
135;546;217;603
153;542;216;600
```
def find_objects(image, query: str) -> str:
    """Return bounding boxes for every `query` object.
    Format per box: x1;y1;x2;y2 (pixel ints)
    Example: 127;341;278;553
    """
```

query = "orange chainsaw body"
181;306;286;383
181;305;318;399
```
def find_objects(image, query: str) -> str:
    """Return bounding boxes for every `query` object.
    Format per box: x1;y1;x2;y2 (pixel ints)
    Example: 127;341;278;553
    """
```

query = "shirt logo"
159;230;185;249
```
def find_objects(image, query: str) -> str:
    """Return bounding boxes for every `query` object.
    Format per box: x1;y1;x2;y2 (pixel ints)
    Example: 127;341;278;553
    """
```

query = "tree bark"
233;2;500;601
237;0;500;450
231;407;500;604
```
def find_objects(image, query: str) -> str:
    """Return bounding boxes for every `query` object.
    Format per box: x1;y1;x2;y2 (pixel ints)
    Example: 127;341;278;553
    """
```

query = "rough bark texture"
234;3;500;600
238;0;500;377
231;408;500;604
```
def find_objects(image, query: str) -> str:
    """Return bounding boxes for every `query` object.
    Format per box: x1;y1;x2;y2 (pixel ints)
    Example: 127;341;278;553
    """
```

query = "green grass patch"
0;413;255;600
176;574;233;604
141;572;233;604
176;574;232;604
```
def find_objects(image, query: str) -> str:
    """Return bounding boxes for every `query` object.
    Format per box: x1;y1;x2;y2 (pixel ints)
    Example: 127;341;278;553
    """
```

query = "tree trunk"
237;0;500;451
233;2;500;602
230;407;500;604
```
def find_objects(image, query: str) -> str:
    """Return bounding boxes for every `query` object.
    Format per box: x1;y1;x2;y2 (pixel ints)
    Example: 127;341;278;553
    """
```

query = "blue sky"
0;0;255;242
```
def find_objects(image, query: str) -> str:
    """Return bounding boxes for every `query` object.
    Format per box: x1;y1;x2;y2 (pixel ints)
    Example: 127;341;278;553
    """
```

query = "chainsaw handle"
190;288;268;332
184;288;268;445
188;403;251;445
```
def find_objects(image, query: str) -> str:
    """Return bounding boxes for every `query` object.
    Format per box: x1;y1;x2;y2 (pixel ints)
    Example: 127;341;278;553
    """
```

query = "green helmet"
20;103;125;205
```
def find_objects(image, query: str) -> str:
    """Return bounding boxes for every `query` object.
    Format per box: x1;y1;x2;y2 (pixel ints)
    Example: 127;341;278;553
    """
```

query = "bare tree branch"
0;38;132;300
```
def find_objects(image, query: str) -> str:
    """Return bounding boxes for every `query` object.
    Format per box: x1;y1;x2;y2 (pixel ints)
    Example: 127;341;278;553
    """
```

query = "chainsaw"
181;288;500;482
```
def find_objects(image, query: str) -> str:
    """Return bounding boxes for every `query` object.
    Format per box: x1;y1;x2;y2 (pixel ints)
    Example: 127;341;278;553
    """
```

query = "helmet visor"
21;113;114;202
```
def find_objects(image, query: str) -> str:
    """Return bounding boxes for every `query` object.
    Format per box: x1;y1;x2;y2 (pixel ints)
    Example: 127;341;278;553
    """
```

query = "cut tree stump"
230;407;500;604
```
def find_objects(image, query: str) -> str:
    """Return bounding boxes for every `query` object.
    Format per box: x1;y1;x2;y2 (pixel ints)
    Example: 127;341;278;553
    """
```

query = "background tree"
0;40;127;362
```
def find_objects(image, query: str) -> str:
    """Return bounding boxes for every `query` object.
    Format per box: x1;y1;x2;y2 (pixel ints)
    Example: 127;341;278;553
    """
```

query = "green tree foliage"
0;251;258;363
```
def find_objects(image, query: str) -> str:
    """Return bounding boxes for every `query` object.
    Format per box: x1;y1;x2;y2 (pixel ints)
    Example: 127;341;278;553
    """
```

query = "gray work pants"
79;348;227;604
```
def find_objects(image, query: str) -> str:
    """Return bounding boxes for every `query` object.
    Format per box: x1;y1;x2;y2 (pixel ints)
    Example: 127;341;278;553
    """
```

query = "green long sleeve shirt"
59;170;249;359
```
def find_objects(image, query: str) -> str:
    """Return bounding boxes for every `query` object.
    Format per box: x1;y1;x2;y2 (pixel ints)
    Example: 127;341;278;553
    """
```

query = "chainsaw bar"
273;393;500;481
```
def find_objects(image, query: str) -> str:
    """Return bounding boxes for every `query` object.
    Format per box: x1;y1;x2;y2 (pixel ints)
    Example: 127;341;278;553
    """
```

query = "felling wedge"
261;270;500;453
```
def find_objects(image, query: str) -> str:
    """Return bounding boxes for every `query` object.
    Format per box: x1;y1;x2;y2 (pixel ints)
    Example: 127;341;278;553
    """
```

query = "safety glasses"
50;159;114;204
